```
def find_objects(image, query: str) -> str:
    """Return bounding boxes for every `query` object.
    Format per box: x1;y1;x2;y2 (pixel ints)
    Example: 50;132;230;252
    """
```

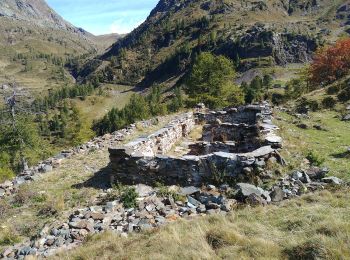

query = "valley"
0;0;349;259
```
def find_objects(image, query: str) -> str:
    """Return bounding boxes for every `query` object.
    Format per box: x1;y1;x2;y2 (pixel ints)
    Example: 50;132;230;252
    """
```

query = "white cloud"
109;18;144;34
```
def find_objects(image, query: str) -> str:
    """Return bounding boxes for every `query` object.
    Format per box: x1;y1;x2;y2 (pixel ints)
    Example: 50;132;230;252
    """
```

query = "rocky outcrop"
0;0;80;32
222;24;318;68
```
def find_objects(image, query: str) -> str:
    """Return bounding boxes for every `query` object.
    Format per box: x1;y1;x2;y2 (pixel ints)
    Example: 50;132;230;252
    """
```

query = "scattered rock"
135;184;154;197
322;176;343;185
235;183;271;202
342;114;350;121
297;123;308;129
270;187;285;202
179;186;200;196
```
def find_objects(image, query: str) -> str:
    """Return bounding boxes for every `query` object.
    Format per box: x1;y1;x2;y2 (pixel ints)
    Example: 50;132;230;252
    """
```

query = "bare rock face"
0;0;87;34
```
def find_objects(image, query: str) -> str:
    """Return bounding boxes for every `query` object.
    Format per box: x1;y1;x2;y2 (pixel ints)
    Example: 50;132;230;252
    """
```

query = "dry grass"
55;188;350;260
0;115;176;251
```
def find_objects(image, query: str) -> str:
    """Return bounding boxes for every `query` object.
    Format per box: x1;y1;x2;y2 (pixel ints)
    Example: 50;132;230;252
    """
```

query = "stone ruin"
108;102;284;186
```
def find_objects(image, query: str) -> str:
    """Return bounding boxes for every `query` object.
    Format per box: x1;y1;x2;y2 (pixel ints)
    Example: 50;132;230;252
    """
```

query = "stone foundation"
108;102;283;186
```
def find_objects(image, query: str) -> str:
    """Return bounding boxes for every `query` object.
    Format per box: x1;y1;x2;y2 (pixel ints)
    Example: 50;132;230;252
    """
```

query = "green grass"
276;109;350;181
73;84;136;122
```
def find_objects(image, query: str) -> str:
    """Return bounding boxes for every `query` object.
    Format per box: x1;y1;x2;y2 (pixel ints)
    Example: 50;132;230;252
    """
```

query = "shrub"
321;96;336;109
155;182;184;202
309;38;350;86
326;85;341;95
0;167;15;183
271;92;285;105
121;187;138;208
306;151;325;166
337;86;350;102
308;100;320;112
296;98;319;113
0;230;20;246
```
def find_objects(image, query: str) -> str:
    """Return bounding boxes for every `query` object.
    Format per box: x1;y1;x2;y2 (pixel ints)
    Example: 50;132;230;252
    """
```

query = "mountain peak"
0;0;76;31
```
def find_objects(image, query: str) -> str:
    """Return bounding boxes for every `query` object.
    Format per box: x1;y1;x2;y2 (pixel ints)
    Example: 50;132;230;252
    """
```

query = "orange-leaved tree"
309;38;350;86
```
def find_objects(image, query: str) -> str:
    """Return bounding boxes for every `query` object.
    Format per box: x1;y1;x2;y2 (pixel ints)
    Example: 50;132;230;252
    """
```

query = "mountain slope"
0;0;98;98
81;0;349;87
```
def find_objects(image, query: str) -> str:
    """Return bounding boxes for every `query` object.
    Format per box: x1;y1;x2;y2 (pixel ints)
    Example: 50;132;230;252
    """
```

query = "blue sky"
46;0;158;35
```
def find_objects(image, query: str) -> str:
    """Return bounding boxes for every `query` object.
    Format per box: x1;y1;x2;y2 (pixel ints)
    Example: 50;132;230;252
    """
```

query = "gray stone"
18;246;33;256
207;185;216;190
235;183;271;202
246;193;267;206
322;176;343;185
291;171;303;180
0;188;5;197
307;167;328;180
179;186;200;196
342;114;350;121
187;196;202;207
135;184;154;197
155;216;166;224
220;199;237;211
42;164;53;173
270;187;285;202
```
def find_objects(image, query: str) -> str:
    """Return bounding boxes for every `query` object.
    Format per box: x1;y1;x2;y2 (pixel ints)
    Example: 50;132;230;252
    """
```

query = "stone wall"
108;102;284;186
121;112;194;157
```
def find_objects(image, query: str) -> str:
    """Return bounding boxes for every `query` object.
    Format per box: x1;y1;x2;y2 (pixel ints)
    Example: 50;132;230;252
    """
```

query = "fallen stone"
307;167;329;180
84;212;105;221
41;164;53;173
220;199;237;211
342;114;350;121
179;186;200;196
322;176;343;185
246;193;267;206
270;187;285;202
135;184;154;197
235;183;271;203
187;196;201;207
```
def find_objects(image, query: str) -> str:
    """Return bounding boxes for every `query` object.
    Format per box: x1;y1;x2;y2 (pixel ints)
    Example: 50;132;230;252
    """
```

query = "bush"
155;182;184;202
321;96;336;109
326;85;341;95
121;187;138;208
306;151;325;166
337;86;350;102
271;92;285;105
0;230;20;246
308;100;320;112
296;98;319;113
0;167;15;183
309;38;350;86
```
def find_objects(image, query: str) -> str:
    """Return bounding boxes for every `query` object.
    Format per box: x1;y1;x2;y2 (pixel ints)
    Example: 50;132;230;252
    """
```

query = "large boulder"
235;183;271;203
